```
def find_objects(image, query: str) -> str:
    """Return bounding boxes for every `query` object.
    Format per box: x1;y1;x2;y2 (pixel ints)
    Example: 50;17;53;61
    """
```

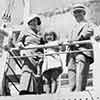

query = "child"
42;31;63;93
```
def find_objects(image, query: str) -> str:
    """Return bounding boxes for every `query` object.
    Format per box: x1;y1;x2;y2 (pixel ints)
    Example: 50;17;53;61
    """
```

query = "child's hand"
58;42;66;51
82;27;93;39
95;35;100;42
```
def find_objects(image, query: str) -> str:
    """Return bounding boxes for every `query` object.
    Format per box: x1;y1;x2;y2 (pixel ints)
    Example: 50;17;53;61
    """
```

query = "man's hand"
83;27;93;39
95;35;100;42
16;42;24;49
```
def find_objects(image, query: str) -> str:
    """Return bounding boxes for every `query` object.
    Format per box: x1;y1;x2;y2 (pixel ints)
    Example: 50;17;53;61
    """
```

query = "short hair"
28;17;41;25
73;9;86;15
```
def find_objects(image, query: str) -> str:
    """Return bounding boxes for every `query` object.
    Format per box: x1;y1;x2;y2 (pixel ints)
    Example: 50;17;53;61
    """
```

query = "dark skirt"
43;67;62;81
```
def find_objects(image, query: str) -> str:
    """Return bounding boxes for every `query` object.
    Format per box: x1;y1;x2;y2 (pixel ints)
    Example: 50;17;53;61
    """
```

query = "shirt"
67;21;96;58
17;26;42;65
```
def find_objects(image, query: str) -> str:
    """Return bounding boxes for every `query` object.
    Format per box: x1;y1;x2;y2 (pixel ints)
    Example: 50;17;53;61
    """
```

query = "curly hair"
44;31;57;43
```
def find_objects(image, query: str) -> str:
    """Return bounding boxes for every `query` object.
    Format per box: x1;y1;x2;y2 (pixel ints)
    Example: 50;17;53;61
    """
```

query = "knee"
76;54;86;63
76;54;86;74
43;76;48;84
68;58;76;71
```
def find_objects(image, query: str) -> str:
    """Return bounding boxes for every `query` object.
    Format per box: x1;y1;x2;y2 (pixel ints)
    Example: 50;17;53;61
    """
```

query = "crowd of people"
4;3;100;95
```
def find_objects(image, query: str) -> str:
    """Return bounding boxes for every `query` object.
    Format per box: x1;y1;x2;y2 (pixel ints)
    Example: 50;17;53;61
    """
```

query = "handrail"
7;40;93;59
8;49;93;59
5;39;95;96
10;40;93;51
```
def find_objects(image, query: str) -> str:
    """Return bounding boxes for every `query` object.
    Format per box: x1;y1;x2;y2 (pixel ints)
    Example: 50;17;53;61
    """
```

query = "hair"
44;31;57;43
28;17;41;25
73;9;86;15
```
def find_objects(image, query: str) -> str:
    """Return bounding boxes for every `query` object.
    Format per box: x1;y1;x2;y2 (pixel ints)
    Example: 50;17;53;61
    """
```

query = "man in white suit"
67;4;96;91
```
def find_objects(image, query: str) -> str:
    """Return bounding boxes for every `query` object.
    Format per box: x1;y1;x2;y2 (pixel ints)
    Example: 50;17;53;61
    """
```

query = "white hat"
72;4;86;15
24;14;41;25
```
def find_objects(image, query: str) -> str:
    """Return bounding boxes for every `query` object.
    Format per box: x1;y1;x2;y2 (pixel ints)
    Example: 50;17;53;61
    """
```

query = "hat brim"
72;8;86;15
28;17;41;25
25;14;40;24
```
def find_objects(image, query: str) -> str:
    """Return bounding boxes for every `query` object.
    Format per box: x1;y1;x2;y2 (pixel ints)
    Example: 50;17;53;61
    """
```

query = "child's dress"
42;41;63;80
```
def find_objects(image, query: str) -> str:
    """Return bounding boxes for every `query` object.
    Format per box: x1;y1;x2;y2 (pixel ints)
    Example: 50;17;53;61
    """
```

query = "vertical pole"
23;0;31;21
0;31;8;95
93;39;100;98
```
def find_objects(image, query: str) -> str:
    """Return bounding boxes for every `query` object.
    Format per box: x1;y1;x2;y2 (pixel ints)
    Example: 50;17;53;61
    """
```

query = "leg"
75;54;89;91
49;80;52;93
20;65;32;92
37;76;44;94
51;67;62;93
51;79;57;93
42;76;50;94
68;57;76;91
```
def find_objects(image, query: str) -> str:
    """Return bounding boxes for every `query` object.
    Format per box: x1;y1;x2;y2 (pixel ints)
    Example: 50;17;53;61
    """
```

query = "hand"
95;35;100;42
58;41;63;45
16;42;24;49
83;28;93;39
4;45;10;51
58;42;66;51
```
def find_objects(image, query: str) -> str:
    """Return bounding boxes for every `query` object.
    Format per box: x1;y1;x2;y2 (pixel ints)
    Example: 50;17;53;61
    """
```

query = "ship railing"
5;40;94;95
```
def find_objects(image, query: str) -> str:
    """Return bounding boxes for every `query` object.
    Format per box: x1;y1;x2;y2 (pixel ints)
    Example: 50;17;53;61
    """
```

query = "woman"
16;14;44;94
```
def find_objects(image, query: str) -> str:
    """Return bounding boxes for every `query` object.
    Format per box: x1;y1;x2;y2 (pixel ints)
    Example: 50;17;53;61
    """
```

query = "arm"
82;23;95;40
15;31;26;48
94;26;100;42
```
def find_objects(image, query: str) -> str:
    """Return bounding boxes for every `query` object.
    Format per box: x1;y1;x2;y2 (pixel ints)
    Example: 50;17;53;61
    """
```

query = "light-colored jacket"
17;26;41;66
67;21;96;58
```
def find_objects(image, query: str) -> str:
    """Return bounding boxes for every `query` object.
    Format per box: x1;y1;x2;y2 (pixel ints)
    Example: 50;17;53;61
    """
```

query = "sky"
0;0;94;40
0;0;70;25
0;0;91;25
0;0;76;34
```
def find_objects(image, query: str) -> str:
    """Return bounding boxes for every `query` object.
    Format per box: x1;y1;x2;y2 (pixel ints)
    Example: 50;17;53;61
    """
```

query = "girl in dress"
42;31;63;93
